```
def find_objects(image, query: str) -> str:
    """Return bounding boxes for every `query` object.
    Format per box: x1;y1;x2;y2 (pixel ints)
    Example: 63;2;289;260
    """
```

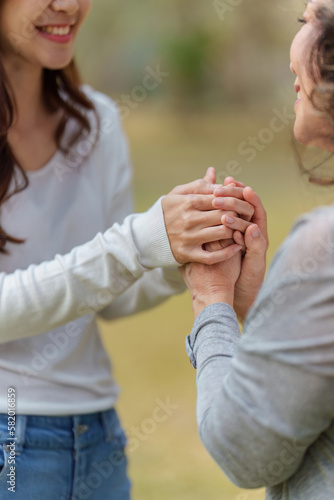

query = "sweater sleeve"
186;212;334;489
98;267;186;320
0;198;178;344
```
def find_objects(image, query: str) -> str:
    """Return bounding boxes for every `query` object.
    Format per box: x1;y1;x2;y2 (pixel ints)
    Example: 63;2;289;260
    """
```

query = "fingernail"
233;245;242;254
251;227;260;238
225;216;234;224
214;188;225;196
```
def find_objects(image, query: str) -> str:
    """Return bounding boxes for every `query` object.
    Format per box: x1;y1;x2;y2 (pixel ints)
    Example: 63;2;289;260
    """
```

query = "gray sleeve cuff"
186;303;241;369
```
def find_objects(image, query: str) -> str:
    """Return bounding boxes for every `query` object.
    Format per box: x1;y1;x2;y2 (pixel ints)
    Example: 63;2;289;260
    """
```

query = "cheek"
290;31;303;72
290;27;317;81
80;0;91;22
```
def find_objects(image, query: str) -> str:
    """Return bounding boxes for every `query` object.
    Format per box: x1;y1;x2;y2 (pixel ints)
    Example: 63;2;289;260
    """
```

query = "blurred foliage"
76;0;305;112
161;29;213;109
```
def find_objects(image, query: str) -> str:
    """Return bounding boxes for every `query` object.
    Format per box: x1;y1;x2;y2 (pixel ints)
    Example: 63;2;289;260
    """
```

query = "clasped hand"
161;167;268;322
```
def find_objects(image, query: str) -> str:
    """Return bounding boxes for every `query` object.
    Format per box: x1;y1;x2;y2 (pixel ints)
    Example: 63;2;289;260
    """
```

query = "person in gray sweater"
181;1;334;499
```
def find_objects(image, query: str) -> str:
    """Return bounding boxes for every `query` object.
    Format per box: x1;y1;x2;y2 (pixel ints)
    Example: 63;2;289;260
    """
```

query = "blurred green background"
75;0;334;498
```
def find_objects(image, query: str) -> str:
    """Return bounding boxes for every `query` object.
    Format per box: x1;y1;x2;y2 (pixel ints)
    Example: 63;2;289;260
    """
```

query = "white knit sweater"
0;86;185;415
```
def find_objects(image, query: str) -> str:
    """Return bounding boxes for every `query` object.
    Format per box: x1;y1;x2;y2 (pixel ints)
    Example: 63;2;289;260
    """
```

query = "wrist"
234;298;254;324
192;287;234;319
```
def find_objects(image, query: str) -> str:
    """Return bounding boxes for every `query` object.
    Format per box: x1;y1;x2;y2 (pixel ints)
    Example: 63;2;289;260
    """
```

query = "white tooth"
41;25;70;36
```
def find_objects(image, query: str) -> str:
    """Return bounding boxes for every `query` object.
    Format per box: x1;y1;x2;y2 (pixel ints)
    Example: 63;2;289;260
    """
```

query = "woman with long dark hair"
0;1;266;498
183;1;334;498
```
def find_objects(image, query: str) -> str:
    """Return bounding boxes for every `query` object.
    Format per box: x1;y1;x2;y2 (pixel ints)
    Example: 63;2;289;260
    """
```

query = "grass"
97;104;333;500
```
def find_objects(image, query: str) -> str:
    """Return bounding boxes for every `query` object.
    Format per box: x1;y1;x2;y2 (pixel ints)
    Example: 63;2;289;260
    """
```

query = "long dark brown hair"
0;59;96;253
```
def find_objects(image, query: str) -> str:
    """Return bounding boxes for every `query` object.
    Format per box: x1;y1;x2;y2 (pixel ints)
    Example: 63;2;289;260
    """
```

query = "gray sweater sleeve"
186;207;334;489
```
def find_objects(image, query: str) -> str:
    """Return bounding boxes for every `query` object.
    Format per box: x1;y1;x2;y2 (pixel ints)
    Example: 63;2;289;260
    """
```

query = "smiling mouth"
295;92;302;110
36;25;72;36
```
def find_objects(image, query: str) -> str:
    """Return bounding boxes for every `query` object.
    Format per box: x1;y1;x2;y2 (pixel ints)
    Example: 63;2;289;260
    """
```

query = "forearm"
186;303;305;488
0;200;177;343
98;267;186;320
186;303;246;483
186;270;334;488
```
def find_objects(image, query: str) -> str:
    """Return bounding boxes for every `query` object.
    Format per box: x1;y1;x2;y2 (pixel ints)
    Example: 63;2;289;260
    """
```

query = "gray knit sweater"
186;205;334;500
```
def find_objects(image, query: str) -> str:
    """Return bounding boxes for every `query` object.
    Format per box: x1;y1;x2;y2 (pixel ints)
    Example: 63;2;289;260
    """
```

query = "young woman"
183;1;334;498
0;0;266;499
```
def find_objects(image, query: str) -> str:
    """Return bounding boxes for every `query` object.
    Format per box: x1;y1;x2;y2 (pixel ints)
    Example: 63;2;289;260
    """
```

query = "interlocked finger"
214;186;245;200
221;214;252;234
212;197;255;221
193;208;237;230
192;244;242;265
198;224;234;244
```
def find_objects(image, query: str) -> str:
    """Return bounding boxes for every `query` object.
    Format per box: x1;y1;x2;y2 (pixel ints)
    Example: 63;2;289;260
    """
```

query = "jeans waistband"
0;408;118;451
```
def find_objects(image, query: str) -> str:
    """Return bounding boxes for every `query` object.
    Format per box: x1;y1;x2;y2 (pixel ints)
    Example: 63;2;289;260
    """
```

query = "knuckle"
194;179;205;192
187;194;197;208
227;198;236;210
178;248;188;263
225;210;238;218
182;212;192;227
182;211;194;229
206;253;215;265
222;227;233;239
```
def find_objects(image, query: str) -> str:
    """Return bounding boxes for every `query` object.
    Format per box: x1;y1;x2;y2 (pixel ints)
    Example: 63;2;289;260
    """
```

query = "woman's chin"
294;126;334;153
293;121;320;148
293;110;334;152
293;124;310;146
41;53;74;71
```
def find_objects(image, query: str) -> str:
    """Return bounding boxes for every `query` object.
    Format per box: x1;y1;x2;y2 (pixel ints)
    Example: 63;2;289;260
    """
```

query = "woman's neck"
4;58;64;172
3;58;46;132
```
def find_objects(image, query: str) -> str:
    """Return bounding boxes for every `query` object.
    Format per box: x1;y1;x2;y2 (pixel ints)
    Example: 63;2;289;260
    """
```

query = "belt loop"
101;408;116;442
14;415;27;452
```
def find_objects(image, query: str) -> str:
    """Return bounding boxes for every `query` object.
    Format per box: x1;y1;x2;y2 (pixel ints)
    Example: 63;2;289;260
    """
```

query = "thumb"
243;187;268;247
243;224;267;268
203;167;216;184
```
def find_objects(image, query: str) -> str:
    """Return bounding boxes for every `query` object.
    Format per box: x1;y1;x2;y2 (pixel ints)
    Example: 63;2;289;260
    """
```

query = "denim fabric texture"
0;408;131;500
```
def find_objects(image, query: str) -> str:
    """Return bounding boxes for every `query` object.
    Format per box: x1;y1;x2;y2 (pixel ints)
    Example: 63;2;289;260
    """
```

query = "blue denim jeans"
0;408;131;499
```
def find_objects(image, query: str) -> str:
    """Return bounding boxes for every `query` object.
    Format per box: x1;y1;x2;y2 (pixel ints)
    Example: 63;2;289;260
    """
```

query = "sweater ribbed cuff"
132;197;180;269
186;303;240;369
